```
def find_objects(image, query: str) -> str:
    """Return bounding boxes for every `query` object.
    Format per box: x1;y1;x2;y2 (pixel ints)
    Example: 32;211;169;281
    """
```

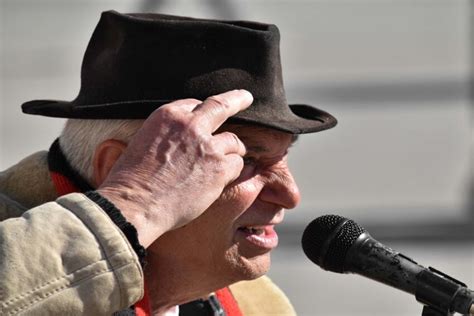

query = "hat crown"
22;10;337;134
75;10;287;107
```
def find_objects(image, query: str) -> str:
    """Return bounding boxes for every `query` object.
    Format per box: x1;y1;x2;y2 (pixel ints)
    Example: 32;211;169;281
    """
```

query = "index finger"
192;89;253;132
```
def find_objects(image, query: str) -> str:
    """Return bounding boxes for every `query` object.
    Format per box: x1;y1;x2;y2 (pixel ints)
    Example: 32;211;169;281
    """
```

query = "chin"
224;247;273;282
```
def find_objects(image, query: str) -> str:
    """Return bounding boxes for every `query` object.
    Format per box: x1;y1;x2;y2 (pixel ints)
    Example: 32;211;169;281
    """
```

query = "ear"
92;139;127;187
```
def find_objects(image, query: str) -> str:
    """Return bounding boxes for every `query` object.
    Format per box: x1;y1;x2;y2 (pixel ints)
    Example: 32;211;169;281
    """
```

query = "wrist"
96;185;172;248
84;191;147;266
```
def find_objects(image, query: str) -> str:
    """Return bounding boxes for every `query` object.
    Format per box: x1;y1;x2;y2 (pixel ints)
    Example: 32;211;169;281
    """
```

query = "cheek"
159;178;264;252
215;178;263;219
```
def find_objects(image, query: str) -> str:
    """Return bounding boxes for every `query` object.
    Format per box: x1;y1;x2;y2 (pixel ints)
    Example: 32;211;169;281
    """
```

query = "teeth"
242;227;264;235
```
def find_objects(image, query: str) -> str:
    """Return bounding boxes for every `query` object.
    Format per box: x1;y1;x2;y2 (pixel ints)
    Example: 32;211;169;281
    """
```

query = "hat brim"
22;99;337;134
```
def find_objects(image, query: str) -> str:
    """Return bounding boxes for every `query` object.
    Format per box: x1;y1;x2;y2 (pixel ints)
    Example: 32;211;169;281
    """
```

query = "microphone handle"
345;233;474;315
345;233;423;294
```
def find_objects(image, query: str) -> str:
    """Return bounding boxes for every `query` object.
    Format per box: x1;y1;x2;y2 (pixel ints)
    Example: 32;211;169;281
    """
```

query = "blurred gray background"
0;0;473;315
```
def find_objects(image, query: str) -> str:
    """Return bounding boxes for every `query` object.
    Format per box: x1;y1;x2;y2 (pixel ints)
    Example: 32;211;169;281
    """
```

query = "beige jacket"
0;152;296;315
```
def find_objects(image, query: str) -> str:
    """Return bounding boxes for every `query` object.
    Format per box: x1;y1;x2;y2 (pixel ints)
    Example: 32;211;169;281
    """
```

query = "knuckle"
187;116;203;134
185;98;201;104
171;115;189;130
157;104;179;119
227;132;239;145
235;156;244;170
158;106;196;130
166;98;201;107
229;132;241;145
202;139;220;157
228;157;244;179
206;95;231;111
228;132;245;154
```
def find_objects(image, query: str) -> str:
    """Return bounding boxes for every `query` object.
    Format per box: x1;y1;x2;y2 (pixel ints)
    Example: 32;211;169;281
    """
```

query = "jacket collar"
0;151;57;209
0;138;95;209
48;138;94;193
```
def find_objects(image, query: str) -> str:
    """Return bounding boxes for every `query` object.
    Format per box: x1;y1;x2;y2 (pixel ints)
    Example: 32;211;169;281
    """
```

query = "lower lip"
235;226;279;250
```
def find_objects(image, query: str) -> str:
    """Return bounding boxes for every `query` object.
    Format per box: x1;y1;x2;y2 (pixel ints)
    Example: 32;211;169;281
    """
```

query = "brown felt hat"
22;10;337;134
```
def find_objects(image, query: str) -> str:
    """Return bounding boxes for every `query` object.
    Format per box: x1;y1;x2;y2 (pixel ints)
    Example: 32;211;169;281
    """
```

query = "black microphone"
301;214;474;315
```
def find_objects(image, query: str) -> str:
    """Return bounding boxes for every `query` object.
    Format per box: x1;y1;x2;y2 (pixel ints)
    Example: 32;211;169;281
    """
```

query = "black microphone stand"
421;305;453;316
416;267;473;316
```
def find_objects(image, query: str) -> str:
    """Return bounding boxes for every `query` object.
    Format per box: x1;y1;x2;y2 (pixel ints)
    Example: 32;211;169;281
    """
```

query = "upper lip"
236;207;285;228
238;220;282;228
239;217;283;228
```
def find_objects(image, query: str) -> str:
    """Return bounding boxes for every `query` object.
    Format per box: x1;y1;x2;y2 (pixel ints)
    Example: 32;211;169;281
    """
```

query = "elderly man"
0;11;336;315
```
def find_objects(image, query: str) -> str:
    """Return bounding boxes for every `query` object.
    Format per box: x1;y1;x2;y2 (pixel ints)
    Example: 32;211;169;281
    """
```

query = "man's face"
148;124;301;290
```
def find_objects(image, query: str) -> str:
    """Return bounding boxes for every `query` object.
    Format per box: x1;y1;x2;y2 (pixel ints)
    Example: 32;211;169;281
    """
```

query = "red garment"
216;288;243;316
50;171;243;316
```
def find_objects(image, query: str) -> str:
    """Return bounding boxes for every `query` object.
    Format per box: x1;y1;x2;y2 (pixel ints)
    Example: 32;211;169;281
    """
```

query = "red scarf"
50;171;243;316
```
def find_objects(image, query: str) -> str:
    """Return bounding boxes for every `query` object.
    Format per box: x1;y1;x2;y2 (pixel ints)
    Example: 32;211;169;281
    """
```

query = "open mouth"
236;225;278;250
238;226;265;235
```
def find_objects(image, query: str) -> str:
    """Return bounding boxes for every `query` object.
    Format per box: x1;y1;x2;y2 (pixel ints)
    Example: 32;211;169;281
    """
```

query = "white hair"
59;119;144;186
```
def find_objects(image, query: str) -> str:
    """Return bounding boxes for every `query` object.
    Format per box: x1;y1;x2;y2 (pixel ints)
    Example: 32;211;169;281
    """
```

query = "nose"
258;167;301;210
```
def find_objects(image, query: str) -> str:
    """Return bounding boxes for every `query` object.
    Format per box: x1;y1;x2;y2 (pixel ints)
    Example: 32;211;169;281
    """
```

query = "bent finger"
211;132;246;156
223;153;245;185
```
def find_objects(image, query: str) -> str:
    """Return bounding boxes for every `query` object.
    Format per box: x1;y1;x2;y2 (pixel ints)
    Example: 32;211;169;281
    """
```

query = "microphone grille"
301;214;365;273
301;215;347;265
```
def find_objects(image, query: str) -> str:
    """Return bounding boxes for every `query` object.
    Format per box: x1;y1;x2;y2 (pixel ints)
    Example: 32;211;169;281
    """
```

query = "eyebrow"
245;145;268;154
243;134;299;154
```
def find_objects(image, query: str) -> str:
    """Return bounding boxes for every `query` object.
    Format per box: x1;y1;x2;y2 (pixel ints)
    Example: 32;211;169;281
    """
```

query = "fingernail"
239;89;254;101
